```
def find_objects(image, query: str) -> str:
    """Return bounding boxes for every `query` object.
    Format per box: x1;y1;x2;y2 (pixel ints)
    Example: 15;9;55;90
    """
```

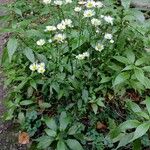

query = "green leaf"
18;112;25;124
142;66;150;72
113;72;130;86
39;102;51;109
20;100;34;106
82;89;89;103
23;47;35;63
113;56;129;64
116;133;133;149
45;128;56;137
7;38;18;62
145;96;150;115
134;68;145;84
57;140;66;150
130;122;150;142
121;0;131;9
91;103;98;114
66;139;83;150
132;139;142;150
126;101;142;113
125;50;135;63
97;98;105;107
45;118;57;131
37;136;53;149
119;120;141;132
59;111;70;131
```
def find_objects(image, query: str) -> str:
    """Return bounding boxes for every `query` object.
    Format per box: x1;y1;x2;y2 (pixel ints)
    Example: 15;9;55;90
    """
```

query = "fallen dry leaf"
96;121;107;130
18;132;30;145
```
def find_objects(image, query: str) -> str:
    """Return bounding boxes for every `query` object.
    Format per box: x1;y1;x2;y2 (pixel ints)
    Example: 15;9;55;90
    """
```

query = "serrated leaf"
45;128;56;137
126;101;142;113
125;50;135;63
66;139;83;150
82;89;89;103
23;47;35;63
134;68;145;84
57;140;66;150
113;56;129;64
7;38;18;62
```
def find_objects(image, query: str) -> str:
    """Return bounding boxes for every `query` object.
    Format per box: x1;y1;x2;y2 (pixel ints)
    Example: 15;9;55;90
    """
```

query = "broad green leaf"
126;101;142;113
45;118;57;131
113;72;130;86
145;96;150;115
66;139;83;150
134;68;145;84
132;139;142;150
91;103;98;114
113;56;129;64
7;38;18;62
122;65;133;71
97;98;105;107
119;120;141;132
121;0;131;9
116;133;133;149
130;122;150;142
59;111;70;131
57;140;66;150
142;66;150;72
136;112;149;120
125;50;135;63
135;57;145;66
39;102;51;109
82;89;89;103
23;47;35;63
20;100;34;106
45;128;56;137
37;136;53;149
18;112;25;124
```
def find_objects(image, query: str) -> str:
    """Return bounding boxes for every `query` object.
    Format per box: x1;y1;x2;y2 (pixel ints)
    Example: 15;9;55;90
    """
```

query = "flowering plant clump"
1;0;150;149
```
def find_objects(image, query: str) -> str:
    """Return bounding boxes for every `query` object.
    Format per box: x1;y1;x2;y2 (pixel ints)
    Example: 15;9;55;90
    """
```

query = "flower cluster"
76;52;90;60
43;0;72;5
29;62;46;74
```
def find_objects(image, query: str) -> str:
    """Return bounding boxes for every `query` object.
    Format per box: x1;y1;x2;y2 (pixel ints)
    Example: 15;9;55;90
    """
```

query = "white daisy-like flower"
37;67;46;74
54;0;63;5
48;39;52;43
65;0;72;4
78;1;86;5
91;18;101;26
76;52;89;60
95;1;103;8
57;22;66;30
104;33;113;40
110;39;114;43
83;52;90;57
36;39;45;46
43;0;51;4
83;9;95;18
29;63;38;71
74;7;82;12
95;43;104;52
45;26;56;32
104;16;114;25
54;33;66;43
62;19;73;27
85;0;96;8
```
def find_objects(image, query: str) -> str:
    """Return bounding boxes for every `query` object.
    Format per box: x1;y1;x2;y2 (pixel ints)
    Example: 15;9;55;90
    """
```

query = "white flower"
36;39;45;46
43;0;51;4
110;39;114;43
101;15;104;18
86;0;96;8
74;7;82;12
95;43;104;52
78;1;86;5
57;22;66;30
29;63;38;71
104;33;112;40
91;18;101;26
48;39;52;43
83;10;95;18
76;52;89;60
95;1;103;8
62;19;73;27
104;16;114;25
54;33;66;43
37;67;46;74
65;0;72;4
54;0;63;5
45;25;56;32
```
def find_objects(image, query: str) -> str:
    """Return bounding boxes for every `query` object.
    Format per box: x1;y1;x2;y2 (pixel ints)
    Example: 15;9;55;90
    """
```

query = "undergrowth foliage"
0;0;150;149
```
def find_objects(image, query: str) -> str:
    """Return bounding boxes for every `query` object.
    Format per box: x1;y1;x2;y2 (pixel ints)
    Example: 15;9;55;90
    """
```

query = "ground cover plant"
0;0;150;149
